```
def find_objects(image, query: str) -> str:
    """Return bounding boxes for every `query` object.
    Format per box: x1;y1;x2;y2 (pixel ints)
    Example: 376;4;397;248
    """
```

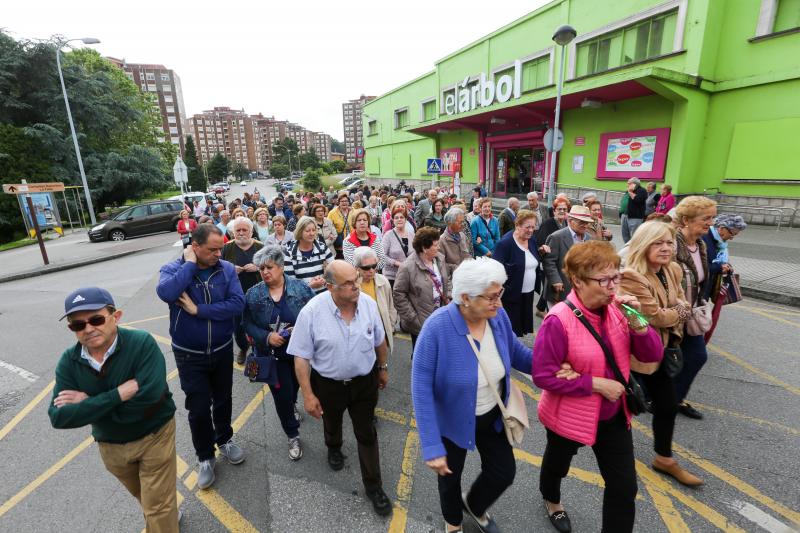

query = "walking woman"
619;221;703;486
264;215;294;249
382;206;415;288
354;246;397;356
394;227;451;349
534;241;662;533
439;207;472;274
327;193;352;259
253;208;271;242
423;198;448;234
702;214;747;343
470;198;500;258
412;258;532;533
492;210;549;337
311;203;337;255
343;209;386;270
284;216;334;294
243;245;315;461
176;210;197;240
673;196;717;420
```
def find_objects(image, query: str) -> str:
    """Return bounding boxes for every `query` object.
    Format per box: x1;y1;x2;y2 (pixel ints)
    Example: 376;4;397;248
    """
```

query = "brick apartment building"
187;107;257;171
342;95;375;165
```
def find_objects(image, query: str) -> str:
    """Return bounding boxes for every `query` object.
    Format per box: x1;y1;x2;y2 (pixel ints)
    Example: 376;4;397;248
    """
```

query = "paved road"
0;222;798;532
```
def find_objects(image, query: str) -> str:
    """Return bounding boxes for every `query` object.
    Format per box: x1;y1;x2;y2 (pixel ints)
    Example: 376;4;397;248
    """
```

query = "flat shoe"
678;402;703;419
461;492;502;533
652;459;704;487
544;501;571;533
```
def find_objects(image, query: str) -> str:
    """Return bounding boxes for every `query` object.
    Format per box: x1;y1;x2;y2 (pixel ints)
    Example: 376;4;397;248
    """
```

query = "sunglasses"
358;264;378;271
67;313;111;332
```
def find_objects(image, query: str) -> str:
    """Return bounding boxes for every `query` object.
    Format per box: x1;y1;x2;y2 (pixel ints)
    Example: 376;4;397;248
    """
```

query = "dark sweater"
48;328;176;444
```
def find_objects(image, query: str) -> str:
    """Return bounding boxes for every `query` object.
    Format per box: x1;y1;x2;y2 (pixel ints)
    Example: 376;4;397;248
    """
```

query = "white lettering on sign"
443;60;522;116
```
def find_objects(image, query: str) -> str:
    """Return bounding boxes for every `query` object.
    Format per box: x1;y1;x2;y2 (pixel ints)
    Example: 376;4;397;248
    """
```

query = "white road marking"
728;500;798;533
0;360;39;383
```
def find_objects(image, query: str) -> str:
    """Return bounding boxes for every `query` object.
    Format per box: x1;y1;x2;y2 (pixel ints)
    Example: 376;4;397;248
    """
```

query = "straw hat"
567;205;594;222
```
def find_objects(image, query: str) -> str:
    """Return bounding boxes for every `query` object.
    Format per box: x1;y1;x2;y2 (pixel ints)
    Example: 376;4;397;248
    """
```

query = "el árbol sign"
442;60;523;116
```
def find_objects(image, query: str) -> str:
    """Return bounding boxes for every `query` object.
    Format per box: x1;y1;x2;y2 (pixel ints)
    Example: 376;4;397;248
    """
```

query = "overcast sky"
4;0;549;140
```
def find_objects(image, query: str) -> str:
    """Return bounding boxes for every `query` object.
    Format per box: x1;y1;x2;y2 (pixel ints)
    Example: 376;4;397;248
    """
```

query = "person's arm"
532;317;592;396
410;327;447;462
242;292;268;350
629;324;664;363
619;273;682;329
156;260;196;304
392;263;417;329
471;219;490;256
48;357;124;429
294;358;322;419
343;240;355;265
542;235;562;286
287;306;322;418
374;236;386;271
195;270;245;320
108;334;169;423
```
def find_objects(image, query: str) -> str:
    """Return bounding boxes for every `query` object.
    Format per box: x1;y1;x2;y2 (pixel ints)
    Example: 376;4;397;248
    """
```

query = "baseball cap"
60;287;115;320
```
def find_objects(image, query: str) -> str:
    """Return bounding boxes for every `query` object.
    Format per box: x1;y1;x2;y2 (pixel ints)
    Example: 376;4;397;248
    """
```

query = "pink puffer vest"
538;294;633;446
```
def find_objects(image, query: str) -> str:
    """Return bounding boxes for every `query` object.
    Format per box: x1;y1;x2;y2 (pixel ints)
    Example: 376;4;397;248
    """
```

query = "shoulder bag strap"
564;299;627;387
466;334;509;417
392;229;408;256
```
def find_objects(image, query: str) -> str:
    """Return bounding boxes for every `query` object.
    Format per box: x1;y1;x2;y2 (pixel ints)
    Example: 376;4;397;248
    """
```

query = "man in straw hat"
542;205;595;306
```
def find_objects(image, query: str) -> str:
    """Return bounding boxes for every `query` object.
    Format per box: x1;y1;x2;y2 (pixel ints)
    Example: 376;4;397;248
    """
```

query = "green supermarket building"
362;0;800;225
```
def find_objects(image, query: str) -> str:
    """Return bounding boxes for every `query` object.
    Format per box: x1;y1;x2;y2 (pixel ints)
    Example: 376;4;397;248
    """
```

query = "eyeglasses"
587;274;622;288
477;288;505;303
358;264;378;271
555;207;568;212
67;313;110;332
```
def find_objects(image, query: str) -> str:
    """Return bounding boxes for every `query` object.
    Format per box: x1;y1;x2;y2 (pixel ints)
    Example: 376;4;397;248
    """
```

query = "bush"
270;164;290;180
302;169;322;191
330;160;347;173
321;162;334;175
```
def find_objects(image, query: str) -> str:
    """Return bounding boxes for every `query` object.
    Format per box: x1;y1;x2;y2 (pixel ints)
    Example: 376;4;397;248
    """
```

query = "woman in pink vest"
533;241;663;533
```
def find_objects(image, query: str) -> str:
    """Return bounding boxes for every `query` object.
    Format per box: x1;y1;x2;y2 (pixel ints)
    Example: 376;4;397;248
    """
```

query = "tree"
298;148;320;171
272;137;299;168
184;135;205;192
321;162;334;175
270;164;290;180
206;153;230;180
330;138;345;154
330;160;347;173
231;162;250;180
301;169;322;191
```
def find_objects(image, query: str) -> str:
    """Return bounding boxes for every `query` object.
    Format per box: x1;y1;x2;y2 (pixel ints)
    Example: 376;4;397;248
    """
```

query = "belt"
312;367;374;386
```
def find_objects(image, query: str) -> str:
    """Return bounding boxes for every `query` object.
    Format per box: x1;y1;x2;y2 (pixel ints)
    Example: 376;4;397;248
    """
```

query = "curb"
740;284;800;308
0;248;151;284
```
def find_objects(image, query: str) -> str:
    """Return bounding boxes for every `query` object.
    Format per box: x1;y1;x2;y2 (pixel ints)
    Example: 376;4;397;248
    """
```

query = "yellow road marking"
167;368;179;381
689;400;800;437
121;314;169;326
394;332;411;341
184;471;198;491
735;303;800;316
514;449;609;490
176;455;189;479
388;430;419;533
707;343;800;396
637;465;692;532
0;380;55;441
376;407;408;426
232;385;267;433
196;489;260;533
0;436;93;519
730;305;800;328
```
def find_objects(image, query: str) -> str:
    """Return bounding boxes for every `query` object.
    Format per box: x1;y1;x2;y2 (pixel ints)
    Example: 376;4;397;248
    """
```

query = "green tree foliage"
298;148;320;170
206;153;230;180
330;138;345;154
231;162;250;180
330;160;347;173
321;162;334;175
301;169;322;191
272;138;299;168
270;164;290;180
184;135;205;192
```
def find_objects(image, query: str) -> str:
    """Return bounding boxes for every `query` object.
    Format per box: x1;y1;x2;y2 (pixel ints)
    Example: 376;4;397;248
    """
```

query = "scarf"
709;226;729;264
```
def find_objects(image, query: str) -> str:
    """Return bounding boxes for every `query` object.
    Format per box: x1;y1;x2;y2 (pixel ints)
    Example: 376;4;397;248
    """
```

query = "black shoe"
678;402;703;420
235;349;247;365
461;492;502;533
366;487;392;517
327;448;344;471
544;502;572;533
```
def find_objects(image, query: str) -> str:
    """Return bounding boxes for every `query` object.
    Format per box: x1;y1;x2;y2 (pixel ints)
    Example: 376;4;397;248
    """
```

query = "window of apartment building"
168;116;177;124
146;73;155;81
575;9;679;77
421;99;437;121
164;95;173;102
171;137;180;145
125;72;134;80
522;55;551;91
141;83;147;91
169;127;179;134
161;73;170;81
146;84;157;92
166;106;175;113
394;108;409;129
163;85;172;92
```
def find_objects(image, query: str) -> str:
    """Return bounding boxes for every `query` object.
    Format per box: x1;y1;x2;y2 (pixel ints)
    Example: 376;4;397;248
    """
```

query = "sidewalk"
0;230;178;283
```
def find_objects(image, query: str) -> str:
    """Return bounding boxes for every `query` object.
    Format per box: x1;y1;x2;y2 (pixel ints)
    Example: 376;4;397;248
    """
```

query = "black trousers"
269;358;300;439
438;407;516;526
635;365;677;457
539;411;638;533
311;368;382;491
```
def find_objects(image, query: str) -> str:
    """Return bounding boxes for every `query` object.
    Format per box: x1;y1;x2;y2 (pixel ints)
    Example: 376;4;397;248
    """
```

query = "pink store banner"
596;128;670;181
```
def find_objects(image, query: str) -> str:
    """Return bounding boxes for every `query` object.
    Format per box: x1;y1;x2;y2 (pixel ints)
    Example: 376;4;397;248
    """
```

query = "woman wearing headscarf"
702;214;747;343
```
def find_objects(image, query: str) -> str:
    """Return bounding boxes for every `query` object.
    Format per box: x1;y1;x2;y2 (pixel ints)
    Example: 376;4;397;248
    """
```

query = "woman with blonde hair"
619;221;702;486
253;208;271;242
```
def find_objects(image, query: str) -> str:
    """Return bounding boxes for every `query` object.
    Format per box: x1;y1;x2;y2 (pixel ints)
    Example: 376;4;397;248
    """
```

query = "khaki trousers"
98;417;178;533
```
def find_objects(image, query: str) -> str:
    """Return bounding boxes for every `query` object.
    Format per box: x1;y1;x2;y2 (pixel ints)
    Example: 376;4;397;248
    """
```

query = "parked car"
351;169;365;177
212;182;230;191
240;181;248;186
276;181;297;191
337;174;362;187
337;178;364;194
88;200;184;242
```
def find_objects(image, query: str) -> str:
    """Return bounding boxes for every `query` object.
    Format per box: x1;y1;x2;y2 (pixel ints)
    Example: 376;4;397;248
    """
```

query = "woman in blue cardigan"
492;210;550;337
470;197;501;257
412;257;533;533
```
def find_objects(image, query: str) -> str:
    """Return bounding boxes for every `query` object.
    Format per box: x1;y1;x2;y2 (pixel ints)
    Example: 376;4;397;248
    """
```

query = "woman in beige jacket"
353;246;397;354
619;221;702;487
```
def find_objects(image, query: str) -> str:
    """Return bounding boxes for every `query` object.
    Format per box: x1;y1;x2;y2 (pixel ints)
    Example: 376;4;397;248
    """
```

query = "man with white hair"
498;197;520;236
415;188;439;227
223;217;263;364
526;191;546;229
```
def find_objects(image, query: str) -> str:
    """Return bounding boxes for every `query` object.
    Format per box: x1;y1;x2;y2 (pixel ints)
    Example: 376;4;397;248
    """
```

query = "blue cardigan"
470;215;500;257
411;303;533;461
491;231;541;302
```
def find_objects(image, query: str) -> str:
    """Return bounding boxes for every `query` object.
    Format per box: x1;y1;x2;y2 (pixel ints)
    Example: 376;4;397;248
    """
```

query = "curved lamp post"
56;37;101;225
273;144;297;175
545;25;577;208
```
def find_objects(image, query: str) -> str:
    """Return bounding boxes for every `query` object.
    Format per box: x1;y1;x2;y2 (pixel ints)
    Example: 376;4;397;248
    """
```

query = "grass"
0;238;38;252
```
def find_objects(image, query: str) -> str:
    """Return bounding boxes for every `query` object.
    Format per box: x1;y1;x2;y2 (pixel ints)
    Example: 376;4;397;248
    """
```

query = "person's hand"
235;265;244;274
117;379;139;402
243;263;258;273
309;276;325;289
552;283;564;293
592;377;625;402
53;390;88;408
268;332;286;347
303;393;323;419
555;362;580;380
425;456;452;476
722;263;732;274
183;246;197;263
177;292;199;316
377;369;388;390
613;294;641;311
602;229;612;238
476;236;483;244
539;244;551;255
486;251;492;257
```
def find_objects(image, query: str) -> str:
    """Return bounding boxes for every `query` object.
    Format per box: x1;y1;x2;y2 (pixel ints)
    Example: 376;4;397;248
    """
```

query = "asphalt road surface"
0;237;798;532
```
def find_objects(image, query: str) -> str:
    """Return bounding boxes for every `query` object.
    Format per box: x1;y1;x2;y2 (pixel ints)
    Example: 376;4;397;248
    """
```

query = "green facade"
363;0;800;199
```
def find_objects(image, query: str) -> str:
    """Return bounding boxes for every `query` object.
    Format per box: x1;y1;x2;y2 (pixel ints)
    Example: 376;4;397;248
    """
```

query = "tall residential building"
107;58;187;156
312;133;332;162
188;107;257;171
342;95;375;165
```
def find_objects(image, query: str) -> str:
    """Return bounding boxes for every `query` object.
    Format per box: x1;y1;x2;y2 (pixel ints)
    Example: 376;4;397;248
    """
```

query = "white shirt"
474;326;505;416
517;242;539;293
80;334;118;372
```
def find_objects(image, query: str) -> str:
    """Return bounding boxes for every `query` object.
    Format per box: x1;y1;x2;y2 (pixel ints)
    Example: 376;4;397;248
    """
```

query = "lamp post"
546;25;577;208
56;37;101;225
274;145;296;175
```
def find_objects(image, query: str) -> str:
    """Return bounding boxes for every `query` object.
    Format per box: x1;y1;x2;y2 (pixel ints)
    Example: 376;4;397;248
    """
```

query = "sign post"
173;158;188;195
2;181;66;266
427;158;442;191
24;195;49;265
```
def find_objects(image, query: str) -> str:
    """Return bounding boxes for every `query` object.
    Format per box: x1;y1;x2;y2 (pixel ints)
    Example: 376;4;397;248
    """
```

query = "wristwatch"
377;363;388;372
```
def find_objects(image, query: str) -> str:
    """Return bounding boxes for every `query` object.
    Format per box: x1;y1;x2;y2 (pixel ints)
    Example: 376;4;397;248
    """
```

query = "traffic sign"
3;182;65;194
427;158;443;174
543;128;565;152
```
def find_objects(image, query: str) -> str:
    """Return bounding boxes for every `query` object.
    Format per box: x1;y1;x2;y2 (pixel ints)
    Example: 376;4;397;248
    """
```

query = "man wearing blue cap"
49;287;178;532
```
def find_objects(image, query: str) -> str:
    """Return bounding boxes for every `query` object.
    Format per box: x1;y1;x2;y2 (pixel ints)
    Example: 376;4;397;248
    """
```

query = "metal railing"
714;204;796;231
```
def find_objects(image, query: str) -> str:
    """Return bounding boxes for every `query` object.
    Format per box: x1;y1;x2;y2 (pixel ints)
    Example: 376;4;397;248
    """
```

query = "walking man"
156;224;246;490
49;287;178;532
288;260;392;517
543;205;594;306
625;177;647;240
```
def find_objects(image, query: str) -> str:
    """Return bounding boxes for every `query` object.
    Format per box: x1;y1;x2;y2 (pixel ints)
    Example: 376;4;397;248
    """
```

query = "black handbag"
565;300;648;416
662;334;683;378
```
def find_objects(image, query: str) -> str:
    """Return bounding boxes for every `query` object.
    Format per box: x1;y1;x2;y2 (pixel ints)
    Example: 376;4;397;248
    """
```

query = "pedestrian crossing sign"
427;158;443;174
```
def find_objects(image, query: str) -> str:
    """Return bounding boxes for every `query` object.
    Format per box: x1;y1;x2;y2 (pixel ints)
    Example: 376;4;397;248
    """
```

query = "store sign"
442;60;522;116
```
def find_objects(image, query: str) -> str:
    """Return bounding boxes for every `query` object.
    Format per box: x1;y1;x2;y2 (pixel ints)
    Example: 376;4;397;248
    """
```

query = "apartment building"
312;132;332;162
188;107;257;170
342;95;375;165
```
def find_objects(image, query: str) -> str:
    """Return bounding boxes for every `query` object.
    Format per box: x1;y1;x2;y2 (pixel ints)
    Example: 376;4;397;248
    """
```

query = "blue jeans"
620;214;630;243
269;358;300;439
673;332;708;403
174;346;234;461
627;218;644;241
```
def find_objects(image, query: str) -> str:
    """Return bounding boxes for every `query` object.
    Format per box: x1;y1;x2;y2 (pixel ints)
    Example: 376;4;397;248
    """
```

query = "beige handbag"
467;335;530;446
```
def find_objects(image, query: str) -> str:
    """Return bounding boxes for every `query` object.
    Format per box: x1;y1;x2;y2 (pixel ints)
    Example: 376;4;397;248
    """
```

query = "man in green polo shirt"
48;287;178;533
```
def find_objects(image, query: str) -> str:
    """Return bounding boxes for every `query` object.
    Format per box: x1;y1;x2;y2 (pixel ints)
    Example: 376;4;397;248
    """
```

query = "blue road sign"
427;158;443;174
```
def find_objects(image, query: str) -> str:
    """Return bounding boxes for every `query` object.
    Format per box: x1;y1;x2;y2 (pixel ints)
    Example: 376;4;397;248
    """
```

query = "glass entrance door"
494;150;507;195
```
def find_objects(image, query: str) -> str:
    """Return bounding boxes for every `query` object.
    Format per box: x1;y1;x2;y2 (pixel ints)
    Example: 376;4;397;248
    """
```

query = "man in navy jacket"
157;223;246;490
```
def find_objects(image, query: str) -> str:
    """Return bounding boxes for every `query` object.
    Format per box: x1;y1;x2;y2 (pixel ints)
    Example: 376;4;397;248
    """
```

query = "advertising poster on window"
439;148;461;177
596;128;670;181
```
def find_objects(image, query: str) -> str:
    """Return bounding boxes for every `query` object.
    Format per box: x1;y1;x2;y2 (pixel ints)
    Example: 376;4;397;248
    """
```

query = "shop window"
422;100;437;121
576;9;678;76
522;55;550;91
394;108;408;129
774;0;800;32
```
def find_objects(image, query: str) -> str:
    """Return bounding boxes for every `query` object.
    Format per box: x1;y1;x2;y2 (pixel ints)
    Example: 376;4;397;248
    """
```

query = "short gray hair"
527;191;539;200
233;216;253;230
352;246;377;266
581;192;597;202
507;197;519;207
627;177;641;186
715;214;747;232
253;245;285;268
444;207;465;224
451;257;507;305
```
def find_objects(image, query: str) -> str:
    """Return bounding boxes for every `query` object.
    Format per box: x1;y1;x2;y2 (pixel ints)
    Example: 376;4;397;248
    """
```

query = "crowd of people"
49;177;748;533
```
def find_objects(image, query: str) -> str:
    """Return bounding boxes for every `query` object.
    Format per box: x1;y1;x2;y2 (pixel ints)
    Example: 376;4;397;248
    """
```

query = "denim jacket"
243;275;315;354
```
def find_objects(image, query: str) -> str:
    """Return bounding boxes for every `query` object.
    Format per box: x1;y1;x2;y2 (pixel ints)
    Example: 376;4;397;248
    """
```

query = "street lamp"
546;25;577;208
273;145;296;174
56;37;101;225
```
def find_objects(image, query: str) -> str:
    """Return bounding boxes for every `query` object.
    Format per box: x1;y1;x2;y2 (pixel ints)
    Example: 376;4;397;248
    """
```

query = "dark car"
88;200;184;242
